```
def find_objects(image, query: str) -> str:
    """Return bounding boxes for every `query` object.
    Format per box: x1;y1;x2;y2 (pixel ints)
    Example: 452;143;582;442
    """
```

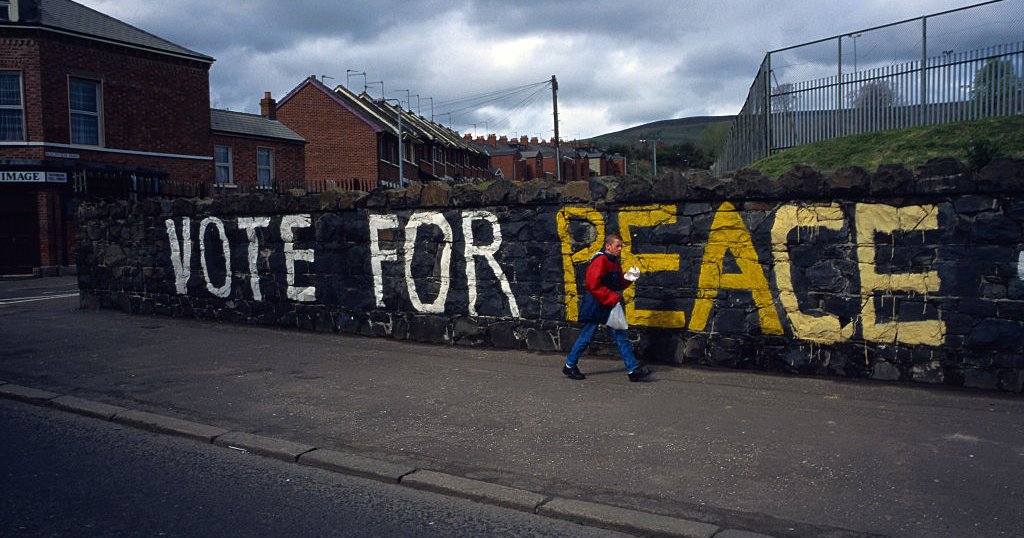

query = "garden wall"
76;157;1024;392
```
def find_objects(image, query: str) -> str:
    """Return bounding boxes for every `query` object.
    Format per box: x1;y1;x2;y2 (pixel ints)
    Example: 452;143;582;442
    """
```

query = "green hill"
748;115;1024;176
584;116;734;149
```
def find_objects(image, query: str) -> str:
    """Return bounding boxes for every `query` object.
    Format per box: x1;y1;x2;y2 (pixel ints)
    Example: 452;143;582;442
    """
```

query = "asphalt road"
0;397;626;537
2;276;1023;537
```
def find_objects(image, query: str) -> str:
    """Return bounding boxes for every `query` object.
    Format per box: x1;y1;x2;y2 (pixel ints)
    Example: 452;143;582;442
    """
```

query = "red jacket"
578;252;632;322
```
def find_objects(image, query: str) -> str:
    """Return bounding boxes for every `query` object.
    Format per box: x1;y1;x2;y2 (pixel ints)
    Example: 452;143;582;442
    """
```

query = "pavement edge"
1;383;770;538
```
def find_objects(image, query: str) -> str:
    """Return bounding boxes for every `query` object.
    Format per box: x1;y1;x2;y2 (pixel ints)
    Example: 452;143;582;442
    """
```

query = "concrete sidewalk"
1;281;1022;536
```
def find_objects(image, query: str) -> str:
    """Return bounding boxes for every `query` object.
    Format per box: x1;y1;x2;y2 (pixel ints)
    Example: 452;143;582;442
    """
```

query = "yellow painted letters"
771;203;854;343
557;207;604;321
690;201;783;334
855;203;944;345
619;205;686;328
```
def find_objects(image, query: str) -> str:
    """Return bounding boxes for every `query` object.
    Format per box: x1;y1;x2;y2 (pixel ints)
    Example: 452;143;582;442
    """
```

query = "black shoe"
627;366;651;382
562;365;586;380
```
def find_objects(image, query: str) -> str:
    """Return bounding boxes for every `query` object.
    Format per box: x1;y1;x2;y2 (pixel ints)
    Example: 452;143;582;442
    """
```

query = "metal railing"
715;0;1024;174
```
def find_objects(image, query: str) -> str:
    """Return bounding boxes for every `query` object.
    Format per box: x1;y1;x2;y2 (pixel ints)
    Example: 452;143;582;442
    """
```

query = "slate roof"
210;109;305;143
7;0;213;62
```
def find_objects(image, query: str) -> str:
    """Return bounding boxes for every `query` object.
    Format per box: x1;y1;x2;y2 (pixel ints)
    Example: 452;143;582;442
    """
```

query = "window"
69;77;101;145
214;145;233;183
257;147;274;188
0;1;11;22
0;71;24;140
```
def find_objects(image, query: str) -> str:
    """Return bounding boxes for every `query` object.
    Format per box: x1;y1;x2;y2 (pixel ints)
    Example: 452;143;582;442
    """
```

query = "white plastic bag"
606;303;628;330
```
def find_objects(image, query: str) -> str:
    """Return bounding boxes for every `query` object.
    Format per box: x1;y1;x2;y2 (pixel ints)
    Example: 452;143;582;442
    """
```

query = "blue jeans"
565;323;640;372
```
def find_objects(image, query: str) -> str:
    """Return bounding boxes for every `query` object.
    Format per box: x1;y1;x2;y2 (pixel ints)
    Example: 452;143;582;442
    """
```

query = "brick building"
210;95;306;192
275;76;488;190
468;134;627;182
0;0;214;274
0;0;305;275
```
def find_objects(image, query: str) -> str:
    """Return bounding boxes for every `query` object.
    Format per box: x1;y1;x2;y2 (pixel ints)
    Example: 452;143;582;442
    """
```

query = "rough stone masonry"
76;157;1024;392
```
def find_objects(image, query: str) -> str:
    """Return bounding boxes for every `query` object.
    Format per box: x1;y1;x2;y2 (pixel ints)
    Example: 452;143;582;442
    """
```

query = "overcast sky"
78;0;1015;140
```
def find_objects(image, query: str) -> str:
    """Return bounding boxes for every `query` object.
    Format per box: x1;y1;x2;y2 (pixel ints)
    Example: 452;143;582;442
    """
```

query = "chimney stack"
260;91;277;120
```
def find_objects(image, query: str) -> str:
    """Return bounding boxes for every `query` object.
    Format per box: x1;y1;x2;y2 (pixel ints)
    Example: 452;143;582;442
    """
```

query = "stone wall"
76;157;1024;392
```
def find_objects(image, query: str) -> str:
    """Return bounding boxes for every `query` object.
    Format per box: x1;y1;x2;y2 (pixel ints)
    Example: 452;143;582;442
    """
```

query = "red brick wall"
276;82;380;188
1;29;214;182
1;35;43;140
210;133;305;186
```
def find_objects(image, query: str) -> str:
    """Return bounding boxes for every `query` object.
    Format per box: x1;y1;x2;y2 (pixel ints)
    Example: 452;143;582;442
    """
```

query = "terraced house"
274;76;489;190
0;0;304;275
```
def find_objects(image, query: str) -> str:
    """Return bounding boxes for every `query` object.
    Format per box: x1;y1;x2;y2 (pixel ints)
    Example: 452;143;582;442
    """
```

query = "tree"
971;59;1023;113
851;81;900;109
771;83;797;113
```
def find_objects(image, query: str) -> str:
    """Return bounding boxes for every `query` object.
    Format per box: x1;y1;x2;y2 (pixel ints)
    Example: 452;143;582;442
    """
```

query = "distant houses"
464;134;626;182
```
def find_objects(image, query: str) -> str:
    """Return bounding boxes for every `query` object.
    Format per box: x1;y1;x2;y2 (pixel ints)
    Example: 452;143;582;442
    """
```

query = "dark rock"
561;180;591;203
775;165;823;197
588;177;610;200
651;171;687;201
916;157;970;194
420;181;451;207
870;164;914;196
826;166;869;194
450;183;483;206
481;179;517;205
977;158;1024;193
608;176;651;203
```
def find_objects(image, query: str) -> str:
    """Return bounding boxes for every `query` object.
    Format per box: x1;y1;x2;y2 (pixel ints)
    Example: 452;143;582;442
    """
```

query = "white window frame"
69;77;102;146
0;70;25;141
0;1;11;22
257;147;274;188
214;144;234;184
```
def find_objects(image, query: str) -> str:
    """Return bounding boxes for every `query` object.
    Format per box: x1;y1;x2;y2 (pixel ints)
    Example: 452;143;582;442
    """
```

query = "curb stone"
1;385;776;538
401;469;548;512
50;395;128;420
298;448;416;483
213;431;316;462
539;497;720;538
0;384;59;403
112;409;229;443
714;530;778;538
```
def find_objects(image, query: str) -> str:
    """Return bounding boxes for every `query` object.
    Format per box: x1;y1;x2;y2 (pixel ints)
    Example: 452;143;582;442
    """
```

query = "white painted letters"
165;217;192;294
462;210;519;317
199;217;232;298
281;214;316;302
237;217;270;301
369;213;400;308
404;211;453;313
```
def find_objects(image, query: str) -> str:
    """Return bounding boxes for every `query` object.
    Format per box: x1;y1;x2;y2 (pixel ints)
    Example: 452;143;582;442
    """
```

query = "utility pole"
551;75;561;182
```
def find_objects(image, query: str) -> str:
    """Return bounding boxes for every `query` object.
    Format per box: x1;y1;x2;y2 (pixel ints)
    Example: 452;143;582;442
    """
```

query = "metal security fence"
716;0;1024;174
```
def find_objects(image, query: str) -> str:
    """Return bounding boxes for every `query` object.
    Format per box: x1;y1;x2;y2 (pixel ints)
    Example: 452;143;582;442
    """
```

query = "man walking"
562;233;652;382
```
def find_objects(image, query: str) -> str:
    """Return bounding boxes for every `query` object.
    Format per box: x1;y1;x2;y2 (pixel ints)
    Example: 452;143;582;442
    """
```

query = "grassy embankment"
748;115;1024;177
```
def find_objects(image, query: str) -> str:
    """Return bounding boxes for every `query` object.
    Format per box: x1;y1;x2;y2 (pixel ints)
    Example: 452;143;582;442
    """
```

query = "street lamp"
383;99;406;187
849;33;862;72
640;138;657;178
